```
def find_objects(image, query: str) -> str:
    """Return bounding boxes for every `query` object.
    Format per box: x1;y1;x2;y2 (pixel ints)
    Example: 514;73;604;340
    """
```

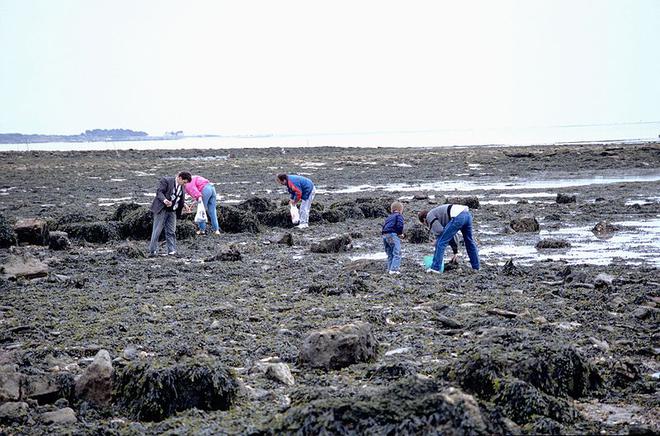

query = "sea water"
2;121;659;152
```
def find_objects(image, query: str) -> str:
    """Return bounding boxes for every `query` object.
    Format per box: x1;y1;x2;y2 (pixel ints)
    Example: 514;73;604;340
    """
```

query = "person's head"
418;209;429;223
177;171;192;186
390;201;403;214
276;173;288;186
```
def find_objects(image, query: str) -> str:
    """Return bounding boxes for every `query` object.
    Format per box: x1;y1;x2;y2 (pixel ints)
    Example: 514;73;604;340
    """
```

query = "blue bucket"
423;255;444;272
423;255;434;269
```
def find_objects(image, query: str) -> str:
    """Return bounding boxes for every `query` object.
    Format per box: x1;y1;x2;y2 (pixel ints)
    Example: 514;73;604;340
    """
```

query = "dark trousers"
149;210;176;254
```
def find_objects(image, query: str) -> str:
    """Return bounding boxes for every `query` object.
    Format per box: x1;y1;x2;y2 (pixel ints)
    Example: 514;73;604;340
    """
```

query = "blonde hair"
390;201;403;213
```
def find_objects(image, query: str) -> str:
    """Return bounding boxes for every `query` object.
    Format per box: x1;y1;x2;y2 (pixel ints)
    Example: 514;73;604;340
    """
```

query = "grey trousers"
149;210;176;254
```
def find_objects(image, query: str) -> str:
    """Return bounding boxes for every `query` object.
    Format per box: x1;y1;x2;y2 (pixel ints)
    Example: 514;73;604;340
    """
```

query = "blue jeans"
149;210;176;254
382;233;401;271
431;211;480;271
198;184;220;232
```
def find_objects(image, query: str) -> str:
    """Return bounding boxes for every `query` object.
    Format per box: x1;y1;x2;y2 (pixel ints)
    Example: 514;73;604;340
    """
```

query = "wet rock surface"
0;142;659;434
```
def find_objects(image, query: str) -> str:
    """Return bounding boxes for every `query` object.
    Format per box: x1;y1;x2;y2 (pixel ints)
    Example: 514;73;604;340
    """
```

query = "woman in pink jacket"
185;175;220;235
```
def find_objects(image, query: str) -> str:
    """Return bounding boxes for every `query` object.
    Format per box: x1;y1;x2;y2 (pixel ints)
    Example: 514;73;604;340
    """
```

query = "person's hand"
184;205;192;213
450;254;459;263
289;200;295;206
163;199;172;207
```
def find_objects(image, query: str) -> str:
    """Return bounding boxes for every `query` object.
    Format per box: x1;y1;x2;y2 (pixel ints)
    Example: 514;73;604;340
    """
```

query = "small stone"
122;346;138;361
74;349;113;406
0;401;29;423
594;273;614;289
384;347;411;356
41;407;77;425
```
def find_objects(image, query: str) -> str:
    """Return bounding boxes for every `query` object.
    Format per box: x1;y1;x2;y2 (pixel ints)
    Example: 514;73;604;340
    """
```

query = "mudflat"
0;142;658;434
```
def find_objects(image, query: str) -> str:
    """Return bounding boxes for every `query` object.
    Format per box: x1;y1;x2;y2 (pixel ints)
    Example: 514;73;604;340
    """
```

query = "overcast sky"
1;0;659;136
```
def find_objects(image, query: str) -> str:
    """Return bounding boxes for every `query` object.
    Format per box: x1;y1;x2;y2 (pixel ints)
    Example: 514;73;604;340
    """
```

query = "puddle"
479;219;660;267
98;197;132;202
317;173;660;194
162;155;229;161
349;252;388;261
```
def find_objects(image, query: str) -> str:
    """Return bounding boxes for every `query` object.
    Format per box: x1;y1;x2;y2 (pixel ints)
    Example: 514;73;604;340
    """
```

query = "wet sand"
0;142;659;434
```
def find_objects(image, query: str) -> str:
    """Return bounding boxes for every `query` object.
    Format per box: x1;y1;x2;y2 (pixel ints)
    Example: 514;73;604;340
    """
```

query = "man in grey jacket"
418;204;480;273
148;172;192;256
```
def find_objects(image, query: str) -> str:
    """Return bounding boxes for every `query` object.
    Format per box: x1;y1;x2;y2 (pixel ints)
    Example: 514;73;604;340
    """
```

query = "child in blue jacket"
382;201;405;274
276;174;316;228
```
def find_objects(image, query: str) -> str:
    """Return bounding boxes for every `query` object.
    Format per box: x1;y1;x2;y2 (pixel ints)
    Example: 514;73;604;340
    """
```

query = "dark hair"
178;171;192;182
418;210;429;223
276;174;288;182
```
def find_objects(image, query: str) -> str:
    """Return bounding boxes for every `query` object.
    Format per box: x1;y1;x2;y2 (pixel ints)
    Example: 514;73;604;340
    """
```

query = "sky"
1;0;659;136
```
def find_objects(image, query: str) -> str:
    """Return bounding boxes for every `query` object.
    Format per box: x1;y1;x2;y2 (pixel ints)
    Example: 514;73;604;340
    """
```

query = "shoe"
425;268;442;274
167;251;177;256
296;223;309;229
388;270;401;275
213;230;221;236
148;252;157;258
196;230;206;236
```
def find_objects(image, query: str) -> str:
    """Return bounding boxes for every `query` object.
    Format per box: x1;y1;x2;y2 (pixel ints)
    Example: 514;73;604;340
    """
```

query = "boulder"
442;332;602;424
111;202;143;222
1;255;48;280
55;211;96;227
556;193;576;204
592;221;621;236
594;273;614;289
75;349;114;406
204;245;242;262
330;205;366;223
510;217;540;233
501;259;524;276
22;373;62;402
310;234;353;253
120;207;153;239
175;220;196;240
0;214;16;248
276;232;294;246
407;224;430;244
40;407;77;425
114;358;239;421
217;205;260;233
59;221;120;243
535;238;571;249
257;207;295;228
14;218;49;245
0;366;21;401
299;322;378;369
251;358;295;386
116;242;147;259
237;197;275;214
0;401;29;424
264;378;514;435
447;196;480;209
356;198;391;218
48;231;71;250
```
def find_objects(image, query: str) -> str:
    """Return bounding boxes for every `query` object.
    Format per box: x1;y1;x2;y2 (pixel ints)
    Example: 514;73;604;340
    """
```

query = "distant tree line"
0;128;150;144
83;129;148;138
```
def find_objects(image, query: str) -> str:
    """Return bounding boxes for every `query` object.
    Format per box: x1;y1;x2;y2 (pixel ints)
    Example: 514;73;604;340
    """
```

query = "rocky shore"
0;142;659;434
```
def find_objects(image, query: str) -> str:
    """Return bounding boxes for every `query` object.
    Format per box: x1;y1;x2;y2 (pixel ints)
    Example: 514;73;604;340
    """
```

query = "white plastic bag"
194;202;208;223
289;204;300;224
